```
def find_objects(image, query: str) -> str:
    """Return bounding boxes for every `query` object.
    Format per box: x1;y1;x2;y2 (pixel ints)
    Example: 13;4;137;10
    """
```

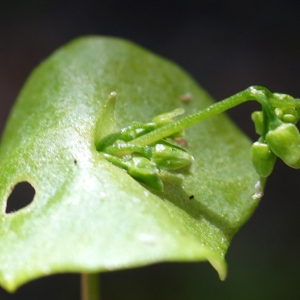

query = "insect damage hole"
6;181;35;213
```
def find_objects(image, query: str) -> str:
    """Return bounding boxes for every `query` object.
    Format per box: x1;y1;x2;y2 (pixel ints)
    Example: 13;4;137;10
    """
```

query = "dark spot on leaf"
5;181;35;213
189;195;194;200
74;160;77;164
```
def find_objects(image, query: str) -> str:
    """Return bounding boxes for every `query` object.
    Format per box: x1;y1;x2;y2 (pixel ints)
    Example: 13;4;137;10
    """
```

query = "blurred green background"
1;1;300;299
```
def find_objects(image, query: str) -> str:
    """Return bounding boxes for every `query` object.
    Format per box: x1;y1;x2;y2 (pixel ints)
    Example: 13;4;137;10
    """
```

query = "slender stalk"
81;273;101;300
127;87;255;147
102;85;299;155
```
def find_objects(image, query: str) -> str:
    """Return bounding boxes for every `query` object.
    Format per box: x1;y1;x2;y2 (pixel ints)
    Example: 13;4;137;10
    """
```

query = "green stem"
103;86;295;154
127;86;261;147
81;273;101;300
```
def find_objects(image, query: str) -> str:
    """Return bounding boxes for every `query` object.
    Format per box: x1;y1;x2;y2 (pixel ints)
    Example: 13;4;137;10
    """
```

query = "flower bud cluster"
251;92;300;177
102;108;193;190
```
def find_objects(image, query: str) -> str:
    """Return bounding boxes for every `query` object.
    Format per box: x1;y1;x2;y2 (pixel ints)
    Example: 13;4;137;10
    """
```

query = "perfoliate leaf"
0;37;259;292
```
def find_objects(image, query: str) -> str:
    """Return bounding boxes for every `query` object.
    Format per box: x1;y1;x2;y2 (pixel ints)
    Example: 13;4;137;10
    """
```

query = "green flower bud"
150;143;193;170
251;111;264;135
266;123;300;166
282;114;296;123
283;108;298;117
275;107;298;124
251;141;276;177
275;108;283;119
281;108;298;124
127;157;163;191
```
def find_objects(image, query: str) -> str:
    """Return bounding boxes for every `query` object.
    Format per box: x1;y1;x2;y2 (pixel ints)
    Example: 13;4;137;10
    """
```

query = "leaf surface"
0;37;259;292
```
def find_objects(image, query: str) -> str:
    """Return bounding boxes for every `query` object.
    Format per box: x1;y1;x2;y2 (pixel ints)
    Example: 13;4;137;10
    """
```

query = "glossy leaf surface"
0;37;259;292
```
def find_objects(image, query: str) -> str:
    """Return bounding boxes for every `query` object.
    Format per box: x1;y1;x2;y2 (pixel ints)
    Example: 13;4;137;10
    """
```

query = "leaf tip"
208;257;228;281
94;92;117;149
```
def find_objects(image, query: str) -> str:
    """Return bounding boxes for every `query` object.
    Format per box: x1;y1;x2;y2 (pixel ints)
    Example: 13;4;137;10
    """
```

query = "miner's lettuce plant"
1;36;299;299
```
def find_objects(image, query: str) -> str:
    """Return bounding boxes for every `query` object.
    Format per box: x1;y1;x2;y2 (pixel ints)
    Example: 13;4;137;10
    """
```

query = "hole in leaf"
6;181;35;214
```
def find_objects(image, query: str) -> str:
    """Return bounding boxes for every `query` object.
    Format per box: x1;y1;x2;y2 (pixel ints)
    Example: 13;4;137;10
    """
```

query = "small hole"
6;181;35;213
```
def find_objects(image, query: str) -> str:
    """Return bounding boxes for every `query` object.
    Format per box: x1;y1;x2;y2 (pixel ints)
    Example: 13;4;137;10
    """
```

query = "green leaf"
0;36;259;292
